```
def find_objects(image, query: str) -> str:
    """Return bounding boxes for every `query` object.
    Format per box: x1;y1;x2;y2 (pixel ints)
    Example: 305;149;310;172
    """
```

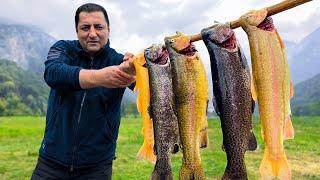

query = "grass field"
0;116;319;179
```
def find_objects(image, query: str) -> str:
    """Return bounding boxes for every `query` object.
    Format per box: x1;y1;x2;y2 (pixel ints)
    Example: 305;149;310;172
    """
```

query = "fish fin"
290;80;294;98
259;148;291;179
283;115;294;140
251;78;258;102
260;127;265;141
238;46;250;70
199;127;208;148
251;98;256;114
212;96;220;116
221;143;225;152
137;140;156;164
153;143;157;156
247;131;258;151
147;106;152;119
180;161;205;180
200;102;209;149
171;143;179;154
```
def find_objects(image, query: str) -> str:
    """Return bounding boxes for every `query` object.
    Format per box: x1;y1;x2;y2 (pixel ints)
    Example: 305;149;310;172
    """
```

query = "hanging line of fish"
132;8;294;180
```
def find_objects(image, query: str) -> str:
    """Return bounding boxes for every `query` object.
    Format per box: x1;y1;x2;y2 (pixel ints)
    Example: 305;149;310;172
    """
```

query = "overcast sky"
1;0;318;107
1;0;319;50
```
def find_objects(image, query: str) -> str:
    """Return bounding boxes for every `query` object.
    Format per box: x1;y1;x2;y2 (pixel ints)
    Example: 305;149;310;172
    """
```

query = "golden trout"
240;9;294;180
165;32;208;180
133;52;156;163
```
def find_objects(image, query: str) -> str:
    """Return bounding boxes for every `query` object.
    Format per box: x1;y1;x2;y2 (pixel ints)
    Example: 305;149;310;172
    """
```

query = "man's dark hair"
75;3;109;30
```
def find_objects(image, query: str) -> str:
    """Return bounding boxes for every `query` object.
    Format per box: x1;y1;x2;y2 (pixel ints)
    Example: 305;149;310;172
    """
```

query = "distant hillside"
0;59;49;115
291;73;320;116
0;23;55;74
289;27;320;84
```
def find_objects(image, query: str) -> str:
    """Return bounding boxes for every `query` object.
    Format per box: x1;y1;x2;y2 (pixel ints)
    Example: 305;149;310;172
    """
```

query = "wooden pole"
190;0;313;42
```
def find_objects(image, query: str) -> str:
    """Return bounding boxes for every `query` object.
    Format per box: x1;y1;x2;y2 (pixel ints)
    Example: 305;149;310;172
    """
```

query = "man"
31;3;135;179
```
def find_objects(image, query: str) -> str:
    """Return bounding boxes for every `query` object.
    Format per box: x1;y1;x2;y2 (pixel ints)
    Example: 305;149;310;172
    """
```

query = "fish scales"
240;9;294;180
165;32;208;180
145;44;179;180
201;23;257;180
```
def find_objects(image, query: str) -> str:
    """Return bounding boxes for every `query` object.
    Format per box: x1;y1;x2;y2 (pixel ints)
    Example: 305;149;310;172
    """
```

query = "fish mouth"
153;48;169;65
219;32;237;49
257;16;274;31
145;45;169;65
178;43;197;57
205;27;237;49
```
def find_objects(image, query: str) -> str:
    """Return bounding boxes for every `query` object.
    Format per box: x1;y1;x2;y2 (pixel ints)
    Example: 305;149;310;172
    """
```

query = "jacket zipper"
70;57;94;172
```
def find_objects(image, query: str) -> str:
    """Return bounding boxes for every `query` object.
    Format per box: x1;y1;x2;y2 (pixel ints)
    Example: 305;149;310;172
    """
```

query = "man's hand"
79;66;135;89
123;52;134;61
120;52;135;75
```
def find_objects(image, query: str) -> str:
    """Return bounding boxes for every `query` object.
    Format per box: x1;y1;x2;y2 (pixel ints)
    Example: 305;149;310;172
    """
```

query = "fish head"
164;32;198;58
145;44;169;65
240;8;268;27
202;23;237;49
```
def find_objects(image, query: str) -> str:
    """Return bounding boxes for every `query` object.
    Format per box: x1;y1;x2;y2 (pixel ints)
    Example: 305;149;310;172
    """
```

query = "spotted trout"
133;52;156;163
165;32;208;180
145;44;180;180
240;9;294;180
201;23;257;180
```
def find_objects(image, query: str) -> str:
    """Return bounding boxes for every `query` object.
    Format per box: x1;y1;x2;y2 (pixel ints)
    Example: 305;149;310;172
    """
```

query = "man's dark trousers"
31;156;112;180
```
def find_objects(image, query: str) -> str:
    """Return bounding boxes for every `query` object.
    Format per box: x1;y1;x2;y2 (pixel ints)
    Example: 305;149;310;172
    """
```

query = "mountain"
291;73;320;116
0;21;136;112
0;59;49;115
288;27;320;84
0;23;55;74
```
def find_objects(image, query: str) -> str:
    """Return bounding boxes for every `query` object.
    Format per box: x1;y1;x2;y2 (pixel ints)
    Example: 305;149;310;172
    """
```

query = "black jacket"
39;40;127;169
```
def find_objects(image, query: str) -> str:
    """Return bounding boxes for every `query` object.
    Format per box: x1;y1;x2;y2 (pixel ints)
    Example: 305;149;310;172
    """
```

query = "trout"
240;9;294;180
145;44;180;180
201;23;257;180
165;32;208;180
133;52;156;163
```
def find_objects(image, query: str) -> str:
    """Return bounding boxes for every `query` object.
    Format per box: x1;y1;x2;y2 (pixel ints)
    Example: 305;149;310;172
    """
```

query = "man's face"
77;11;109;56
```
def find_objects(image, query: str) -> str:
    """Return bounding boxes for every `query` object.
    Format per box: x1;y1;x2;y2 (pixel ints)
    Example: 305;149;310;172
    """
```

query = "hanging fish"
133;52;156;163
165;32;208;180
201;23;257;180
145;44;180;180
240;9;294;180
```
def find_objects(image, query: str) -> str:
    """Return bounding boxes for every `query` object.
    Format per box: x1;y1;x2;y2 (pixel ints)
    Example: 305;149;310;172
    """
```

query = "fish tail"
222;171;247;180
259;148;291;180
247;131;258;151
151;168;173;180
137;140;156;164
179;162;205;180
283;115;294;140
199;127;208;148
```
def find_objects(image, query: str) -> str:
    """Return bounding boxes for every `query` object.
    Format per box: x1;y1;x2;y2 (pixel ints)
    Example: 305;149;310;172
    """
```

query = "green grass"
0;116;319;179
